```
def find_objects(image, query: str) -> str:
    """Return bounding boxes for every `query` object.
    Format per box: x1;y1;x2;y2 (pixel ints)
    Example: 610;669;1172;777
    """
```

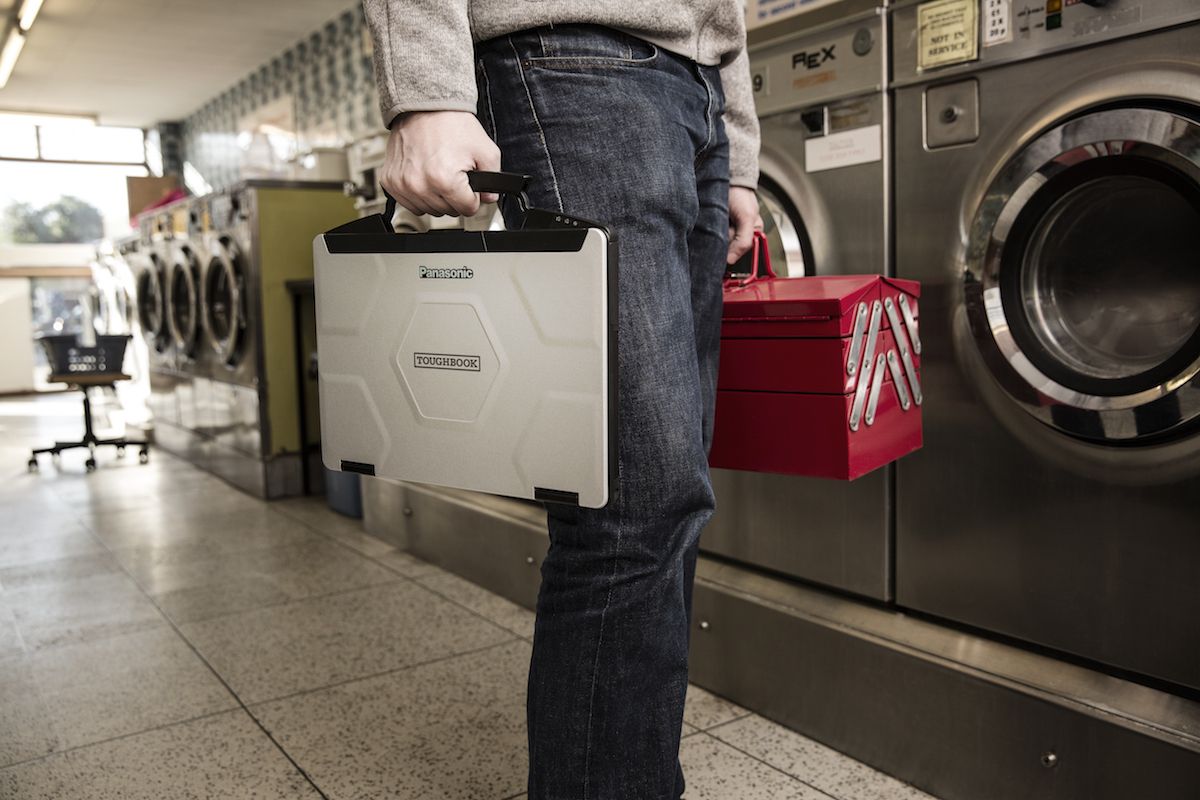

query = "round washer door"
757;176;811;278
202;238;247;367
167;248;201;356
136;255;166;348
966;107;1200;442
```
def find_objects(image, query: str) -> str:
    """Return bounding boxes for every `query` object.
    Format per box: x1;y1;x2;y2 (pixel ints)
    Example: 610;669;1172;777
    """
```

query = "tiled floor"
0;394;937;799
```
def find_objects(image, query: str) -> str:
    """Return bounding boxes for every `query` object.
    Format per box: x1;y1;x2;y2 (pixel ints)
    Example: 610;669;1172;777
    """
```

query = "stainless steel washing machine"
702;0;896;600
201;187;266;493
132;212;182;431
167;200;215;463
187;181;355;498
892;0;1200;690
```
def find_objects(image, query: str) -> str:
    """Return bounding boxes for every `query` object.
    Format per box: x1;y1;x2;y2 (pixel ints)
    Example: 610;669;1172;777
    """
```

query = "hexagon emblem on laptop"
394;302;501;423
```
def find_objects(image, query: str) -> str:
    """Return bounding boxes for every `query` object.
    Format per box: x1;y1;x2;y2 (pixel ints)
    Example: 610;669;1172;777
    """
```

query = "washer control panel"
749;12;885;117
892;0;1200;85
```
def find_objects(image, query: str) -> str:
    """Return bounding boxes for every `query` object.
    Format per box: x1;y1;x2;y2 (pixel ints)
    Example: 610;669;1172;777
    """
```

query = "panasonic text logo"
413;353;481;372
419;266;474;279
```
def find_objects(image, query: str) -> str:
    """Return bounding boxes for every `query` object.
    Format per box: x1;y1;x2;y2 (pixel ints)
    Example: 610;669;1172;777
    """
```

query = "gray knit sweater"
363;1;761;188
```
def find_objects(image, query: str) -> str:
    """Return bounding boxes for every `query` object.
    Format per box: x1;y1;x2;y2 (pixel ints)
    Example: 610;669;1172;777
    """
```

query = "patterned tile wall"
181;6;382;190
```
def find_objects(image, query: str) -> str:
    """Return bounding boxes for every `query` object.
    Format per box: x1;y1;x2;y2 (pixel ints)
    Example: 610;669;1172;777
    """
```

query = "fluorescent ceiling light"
18;0;45;32
0;29;25;90
0;110;97;127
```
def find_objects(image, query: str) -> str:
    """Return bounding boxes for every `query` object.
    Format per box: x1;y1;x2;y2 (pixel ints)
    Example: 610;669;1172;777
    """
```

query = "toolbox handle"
382;171;533;234
724;230;776;288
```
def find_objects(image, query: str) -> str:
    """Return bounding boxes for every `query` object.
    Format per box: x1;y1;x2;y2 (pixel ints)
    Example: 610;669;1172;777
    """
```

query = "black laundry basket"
37;333;130;375
28;332;147;473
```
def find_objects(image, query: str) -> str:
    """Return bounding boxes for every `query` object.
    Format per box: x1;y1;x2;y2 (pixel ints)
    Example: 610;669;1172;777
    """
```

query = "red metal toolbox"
709;234;922;481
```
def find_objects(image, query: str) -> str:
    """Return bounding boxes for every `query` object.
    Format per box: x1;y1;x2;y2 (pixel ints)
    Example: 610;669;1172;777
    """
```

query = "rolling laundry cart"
28;334;150;473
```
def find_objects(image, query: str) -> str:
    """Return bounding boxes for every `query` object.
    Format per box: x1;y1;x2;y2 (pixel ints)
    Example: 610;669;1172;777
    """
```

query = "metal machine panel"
891;0;1200;88
689;561;1200;800
703;1;894;599
749;12;884;116
704;468;890;596
892;20;1200;689
364;480;549;611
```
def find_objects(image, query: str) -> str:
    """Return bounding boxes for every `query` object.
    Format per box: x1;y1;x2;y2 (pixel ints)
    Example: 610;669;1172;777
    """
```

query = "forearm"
362;0;477;127
719;47;762;189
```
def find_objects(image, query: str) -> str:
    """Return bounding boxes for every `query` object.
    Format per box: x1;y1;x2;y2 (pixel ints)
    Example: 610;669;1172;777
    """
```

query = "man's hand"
727;186;764;265
382;111;502;217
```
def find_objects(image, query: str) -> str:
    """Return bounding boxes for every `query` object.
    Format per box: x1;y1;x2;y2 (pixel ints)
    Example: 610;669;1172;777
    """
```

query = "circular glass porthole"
136;255;166;348
203;238;247;367
966;107;1200;442
167;248;201;355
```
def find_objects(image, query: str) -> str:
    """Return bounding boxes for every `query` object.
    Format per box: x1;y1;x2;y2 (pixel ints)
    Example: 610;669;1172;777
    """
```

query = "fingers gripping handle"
381;171;532;233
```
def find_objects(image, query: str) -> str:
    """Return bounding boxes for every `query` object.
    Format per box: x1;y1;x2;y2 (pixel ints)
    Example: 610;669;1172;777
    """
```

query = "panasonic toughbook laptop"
313;171;616;508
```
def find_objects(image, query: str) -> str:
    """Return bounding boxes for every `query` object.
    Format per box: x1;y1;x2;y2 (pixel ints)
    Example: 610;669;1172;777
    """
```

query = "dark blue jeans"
476;25;731;800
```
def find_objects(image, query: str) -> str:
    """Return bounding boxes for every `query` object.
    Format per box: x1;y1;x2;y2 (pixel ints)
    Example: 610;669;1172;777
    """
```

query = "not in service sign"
918;0;979;71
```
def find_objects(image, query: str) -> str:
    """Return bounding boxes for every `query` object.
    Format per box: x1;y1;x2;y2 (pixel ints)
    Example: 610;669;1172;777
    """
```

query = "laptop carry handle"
381;170;532;234
466;170;532;196
382;171;609;235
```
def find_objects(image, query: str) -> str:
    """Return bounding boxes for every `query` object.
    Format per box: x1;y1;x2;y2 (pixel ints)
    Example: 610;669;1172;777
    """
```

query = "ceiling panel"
0;0;360;126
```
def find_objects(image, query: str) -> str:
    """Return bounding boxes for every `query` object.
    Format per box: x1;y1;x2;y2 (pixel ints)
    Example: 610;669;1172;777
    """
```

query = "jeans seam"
479;59;497;140
508;35;564;212
695;68;716;166
582;467;623;800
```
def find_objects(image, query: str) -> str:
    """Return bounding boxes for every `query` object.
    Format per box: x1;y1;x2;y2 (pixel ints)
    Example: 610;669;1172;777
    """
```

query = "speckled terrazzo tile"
53;478;247;515
0;523;105;570
146;539;402;624
683;721;702;738
253;639;531;800
0;710;323;799
24;626;237;751
6;572;165;651
684;684;752;731
0;506;83;537
679;733;830;800
418;570;537;639
0;551;123;591
373;547;442;578
709;715;937;800
0;656;58;768
84;504;312;552
0;603;24;659
179;580;514;703
272;497;397;556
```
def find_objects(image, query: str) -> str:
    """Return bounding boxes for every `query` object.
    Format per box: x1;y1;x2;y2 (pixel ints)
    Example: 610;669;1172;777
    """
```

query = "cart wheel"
138;450;150;464
117;447;126;459
27;458;38;473
85;458;97;472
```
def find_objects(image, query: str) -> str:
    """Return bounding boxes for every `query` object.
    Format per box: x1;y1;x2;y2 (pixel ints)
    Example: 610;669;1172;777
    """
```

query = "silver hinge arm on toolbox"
898;294;921;355
884;297;923;406
887;350;912;411
847;302;869;378
865;354;887;427
849;300;883;432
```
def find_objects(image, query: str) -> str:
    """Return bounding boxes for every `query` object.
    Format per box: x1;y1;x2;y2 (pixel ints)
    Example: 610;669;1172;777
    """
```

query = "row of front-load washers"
121;190;255;388
707;0;1200;694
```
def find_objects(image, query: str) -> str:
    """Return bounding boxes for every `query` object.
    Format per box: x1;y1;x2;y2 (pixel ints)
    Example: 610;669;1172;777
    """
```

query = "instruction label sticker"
983;0;1012;46
805;124;882;173
917;0;979;70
